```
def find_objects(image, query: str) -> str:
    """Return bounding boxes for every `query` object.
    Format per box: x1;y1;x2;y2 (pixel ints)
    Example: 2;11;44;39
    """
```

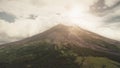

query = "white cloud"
0;0;120;44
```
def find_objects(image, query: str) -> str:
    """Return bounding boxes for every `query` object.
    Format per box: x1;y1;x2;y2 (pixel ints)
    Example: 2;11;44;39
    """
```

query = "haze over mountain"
0;24;120;68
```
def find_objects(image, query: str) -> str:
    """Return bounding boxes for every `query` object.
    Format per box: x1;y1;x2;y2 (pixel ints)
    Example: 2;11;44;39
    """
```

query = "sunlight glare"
66;4;100;30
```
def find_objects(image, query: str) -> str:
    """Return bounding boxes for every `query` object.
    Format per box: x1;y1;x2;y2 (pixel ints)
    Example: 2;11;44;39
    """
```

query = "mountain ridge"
1;24;120;52
0;24;120;68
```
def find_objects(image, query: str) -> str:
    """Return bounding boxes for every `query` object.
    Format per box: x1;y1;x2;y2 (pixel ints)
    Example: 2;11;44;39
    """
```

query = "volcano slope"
0;24;120;68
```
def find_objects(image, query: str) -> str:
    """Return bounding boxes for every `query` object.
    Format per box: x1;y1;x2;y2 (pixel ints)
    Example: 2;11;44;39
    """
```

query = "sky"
0;0;120;44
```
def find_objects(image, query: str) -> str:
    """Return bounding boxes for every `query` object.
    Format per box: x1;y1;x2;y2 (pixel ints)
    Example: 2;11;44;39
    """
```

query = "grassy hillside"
0;41;120;68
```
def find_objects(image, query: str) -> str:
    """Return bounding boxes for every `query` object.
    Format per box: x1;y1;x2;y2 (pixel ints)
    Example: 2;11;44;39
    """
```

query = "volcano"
0;24;120;68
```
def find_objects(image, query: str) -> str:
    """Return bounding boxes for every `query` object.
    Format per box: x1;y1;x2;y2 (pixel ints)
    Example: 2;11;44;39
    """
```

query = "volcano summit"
0;24;120;68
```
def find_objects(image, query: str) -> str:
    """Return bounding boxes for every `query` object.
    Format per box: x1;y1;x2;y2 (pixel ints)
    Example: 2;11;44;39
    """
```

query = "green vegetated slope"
0;41;119;68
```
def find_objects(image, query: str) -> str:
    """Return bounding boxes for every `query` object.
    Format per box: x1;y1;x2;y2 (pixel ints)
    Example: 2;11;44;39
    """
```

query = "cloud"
30;0;45;6
106;0;120;7
0;12;60;44
0;11;16;23
27;14;38;20
95;23;120;40
0;32;21;44
0;0;120;44
105;15;120;23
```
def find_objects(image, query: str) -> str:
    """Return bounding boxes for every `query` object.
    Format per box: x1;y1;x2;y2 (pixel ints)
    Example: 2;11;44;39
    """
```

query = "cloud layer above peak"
0;0;120;44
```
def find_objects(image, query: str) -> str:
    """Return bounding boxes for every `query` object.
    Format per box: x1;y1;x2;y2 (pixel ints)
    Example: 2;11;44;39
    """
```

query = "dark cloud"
107;1;120;10
103;1;120;24
0;11;16;23
89;0;120;16
28;14;38;20
105;15;120;23
103;1;120;15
